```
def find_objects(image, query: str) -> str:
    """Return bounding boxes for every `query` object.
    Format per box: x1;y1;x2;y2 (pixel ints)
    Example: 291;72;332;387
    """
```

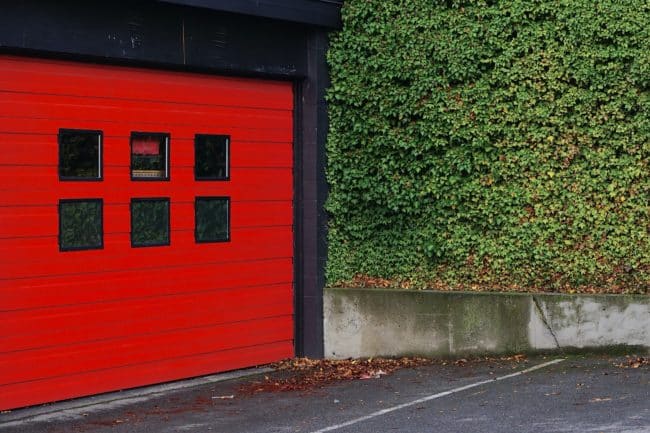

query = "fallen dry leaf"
615;356;648;369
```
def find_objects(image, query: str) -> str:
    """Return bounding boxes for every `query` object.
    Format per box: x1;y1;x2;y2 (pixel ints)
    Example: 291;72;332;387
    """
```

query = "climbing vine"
326;0;650;293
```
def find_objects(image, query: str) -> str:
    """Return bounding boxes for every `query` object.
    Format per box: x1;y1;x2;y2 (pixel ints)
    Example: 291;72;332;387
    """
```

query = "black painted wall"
160;0;342;28
0;1;308;77
0;0;335;358
294;31;330;358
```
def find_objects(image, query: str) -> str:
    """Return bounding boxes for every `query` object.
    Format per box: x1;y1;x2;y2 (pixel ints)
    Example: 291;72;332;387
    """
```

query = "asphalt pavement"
1;354;648;433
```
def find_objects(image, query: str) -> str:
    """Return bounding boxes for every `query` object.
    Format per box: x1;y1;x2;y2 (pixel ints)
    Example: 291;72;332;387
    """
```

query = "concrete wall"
324;288;649;358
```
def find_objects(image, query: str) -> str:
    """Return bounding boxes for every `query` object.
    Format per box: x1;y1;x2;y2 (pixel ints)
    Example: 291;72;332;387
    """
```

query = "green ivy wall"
326;0;650;293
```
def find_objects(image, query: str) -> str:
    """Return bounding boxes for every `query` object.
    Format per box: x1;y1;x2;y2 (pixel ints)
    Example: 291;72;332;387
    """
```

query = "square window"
195;197;230;243
59;199;103;251
130;132;169;180
131;198;170;247
59;129;102;180
195;134;229;180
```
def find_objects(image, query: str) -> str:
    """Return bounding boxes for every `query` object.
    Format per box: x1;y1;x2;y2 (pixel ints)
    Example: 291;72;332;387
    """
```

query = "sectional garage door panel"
0;56;294;411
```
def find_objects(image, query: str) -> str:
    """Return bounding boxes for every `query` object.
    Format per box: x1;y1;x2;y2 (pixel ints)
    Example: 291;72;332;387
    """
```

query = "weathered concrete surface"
324;288;649;358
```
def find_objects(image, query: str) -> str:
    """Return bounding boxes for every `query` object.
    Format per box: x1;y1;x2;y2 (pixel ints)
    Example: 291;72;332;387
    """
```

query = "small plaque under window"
59;199;103;251
195;197;230;243
131;132;169;180
59;129;102;180
131;198;170;247
195;134;229;180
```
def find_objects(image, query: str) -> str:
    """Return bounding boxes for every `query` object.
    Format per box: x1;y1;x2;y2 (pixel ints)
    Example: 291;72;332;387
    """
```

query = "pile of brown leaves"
238;354;528;394
333;273;648;295
344;274;409;289
445;353;527;366
238;357;432;394
615;356;648;369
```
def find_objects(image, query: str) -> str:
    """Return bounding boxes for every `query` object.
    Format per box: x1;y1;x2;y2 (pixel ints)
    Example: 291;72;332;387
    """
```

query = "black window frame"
130;197;171;248
194;134;230;181
58;128;103;181
58;198;104;252
130;131;170;181
194;196;231;243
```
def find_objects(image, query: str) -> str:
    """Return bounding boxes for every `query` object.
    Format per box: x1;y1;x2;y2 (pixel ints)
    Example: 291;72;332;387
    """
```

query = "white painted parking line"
310;358;565;433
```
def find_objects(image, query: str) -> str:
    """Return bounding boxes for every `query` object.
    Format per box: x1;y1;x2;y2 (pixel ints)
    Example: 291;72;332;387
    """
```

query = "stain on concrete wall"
325;288;649;358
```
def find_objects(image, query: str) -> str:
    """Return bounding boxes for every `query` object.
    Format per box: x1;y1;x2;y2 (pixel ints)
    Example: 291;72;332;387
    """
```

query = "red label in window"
133;137;160;155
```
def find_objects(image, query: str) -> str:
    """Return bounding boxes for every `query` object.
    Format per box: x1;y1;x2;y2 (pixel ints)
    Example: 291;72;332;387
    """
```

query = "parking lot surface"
1;354;648;433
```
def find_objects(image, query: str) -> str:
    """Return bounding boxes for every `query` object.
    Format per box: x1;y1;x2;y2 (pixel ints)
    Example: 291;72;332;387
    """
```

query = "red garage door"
0;56;294;410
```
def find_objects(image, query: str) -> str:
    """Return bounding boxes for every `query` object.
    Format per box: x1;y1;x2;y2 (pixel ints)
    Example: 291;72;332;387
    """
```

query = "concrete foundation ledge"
324;288;649;359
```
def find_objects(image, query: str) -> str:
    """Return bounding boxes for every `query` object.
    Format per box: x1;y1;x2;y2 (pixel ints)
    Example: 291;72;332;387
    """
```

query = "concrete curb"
324;288;649;359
